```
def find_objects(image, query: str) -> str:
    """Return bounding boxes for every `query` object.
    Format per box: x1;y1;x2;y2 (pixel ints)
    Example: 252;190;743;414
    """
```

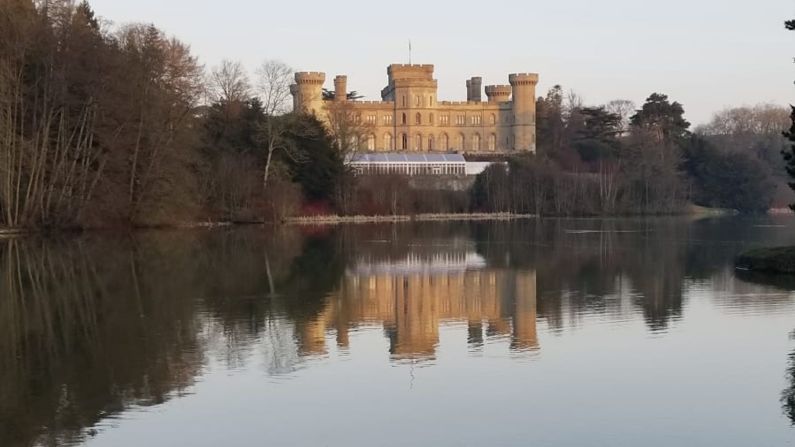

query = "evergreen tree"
630;93;690;144
782;20;795;210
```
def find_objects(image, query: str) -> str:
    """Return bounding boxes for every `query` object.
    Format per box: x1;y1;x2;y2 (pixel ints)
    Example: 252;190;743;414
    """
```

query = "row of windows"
353;164;466;176
362;133;499;151
402;95;435;108
356;113;535;127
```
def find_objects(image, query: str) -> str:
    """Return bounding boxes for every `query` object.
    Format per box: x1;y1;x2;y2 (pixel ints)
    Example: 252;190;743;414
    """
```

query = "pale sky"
89;0;794;125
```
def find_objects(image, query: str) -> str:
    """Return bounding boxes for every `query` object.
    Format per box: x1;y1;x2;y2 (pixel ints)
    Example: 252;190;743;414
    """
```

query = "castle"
290;64;539;154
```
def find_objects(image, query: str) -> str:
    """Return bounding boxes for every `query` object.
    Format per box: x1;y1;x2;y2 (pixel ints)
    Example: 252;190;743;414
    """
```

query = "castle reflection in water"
296;248;538;360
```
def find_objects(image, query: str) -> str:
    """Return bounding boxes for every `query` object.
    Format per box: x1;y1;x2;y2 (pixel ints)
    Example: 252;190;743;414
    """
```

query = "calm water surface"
3;217;795;446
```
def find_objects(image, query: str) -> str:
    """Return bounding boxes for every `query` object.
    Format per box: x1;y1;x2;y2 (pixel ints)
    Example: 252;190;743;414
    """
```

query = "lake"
2;217;795;446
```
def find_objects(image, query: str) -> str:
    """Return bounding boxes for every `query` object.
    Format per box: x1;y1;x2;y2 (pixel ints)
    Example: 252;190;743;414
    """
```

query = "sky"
88;0;794;125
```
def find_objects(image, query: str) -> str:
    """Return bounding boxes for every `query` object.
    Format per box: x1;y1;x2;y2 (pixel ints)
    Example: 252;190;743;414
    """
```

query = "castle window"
354;114;361;124
402;96;407;107
457;134;465;149
441;133;449;150
456;115;465;126
366;115;377;124
415;95;421;107
402;133;408;150
415;134;422;151
472;133;481;151
384;115;393;125
429;113;434;125
384;133;393;150
428;135;435;151
470;115;482;125
489;134;497;151
367;134;375;151
416;113;421;125
440;115;450;125
490;114;496;125
402;113;407;125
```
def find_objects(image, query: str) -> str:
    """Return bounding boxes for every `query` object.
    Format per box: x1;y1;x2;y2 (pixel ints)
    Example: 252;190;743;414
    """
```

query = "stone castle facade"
290;64;539;154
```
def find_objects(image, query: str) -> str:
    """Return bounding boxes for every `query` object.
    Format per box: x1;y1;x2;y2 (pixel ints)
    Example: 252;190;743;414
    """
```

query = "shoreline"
735;246;795;274
286;213;535;225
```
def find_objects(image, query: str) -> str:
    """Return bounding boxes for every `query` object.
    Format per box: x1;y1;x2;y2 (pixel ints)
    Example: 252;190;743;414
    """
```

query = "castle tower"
334;75;348;102
466;77;482;102
485;85;511;103
509;73;539;153
292;72;326;116
382;64;438;151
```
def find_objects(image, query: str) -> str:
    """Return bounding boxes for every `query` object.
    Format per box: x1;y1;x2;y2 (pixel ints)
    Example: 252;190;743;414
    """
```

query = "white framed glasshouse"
346;153;466;176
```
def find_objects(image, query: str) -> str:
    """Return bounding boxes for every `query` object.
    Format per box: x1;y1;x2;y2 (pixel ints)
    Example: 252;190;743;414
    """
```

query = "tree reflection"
1;217;793;444
783;331;795;425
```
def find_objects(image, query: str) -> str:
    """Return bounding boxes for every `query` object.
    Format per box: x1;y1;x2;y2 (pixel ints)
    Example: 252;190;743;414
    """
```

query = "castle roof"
347;153;466;164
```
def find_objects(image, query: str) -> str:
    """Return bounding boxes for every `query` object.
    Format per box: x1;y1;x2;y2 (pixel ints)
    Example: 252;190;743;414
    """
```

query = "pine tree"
782;20;795;210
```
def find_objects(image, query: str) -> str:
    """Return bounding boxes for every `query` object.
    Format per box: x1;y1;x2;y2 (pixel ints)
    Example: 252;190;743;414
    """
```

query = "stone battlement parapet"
295;72;326;84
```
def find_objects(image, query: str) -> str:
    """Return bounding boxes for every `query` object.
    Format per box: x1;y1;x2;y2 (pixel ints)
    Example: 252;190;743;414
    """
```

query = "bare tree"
210;59;250;103
254;60;295;187
605;99;636;136
324;100;375;158
256;60;293;116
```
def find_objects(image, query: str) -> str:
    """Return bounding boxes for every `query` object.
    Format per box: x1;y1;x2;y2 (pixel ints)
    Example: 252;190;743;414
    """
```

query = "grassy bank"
735;246;795;274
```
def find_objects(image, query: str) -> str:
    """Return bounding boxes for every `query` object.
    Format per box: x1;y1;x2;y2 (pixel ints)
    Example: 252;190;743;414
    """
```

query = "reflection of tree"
783;331;795;425
0;228;309;447
0;236;203;447
471;219;698;332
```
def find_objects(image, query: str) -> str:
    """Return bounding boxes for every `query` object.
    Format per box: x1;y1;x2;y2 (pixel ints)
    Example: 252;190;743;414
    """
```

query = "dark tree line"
473;89;786;216
1;0;790;228
0;1;354;228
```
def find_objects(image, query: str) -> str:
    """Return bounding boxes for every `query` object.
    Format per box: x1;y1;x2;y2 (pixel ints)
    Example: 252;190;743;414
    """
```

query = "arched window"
416;113;421;125
402;113;407;125
402;133;408;150
490;114;496;125
402;96;407;107
428;135;435;151
472;133;481;151
415;134;422;151
367;134;375;151
441;133;449;151
457;134;465;150
489;134;497;151
384;133;393;151
429;95;433;106
415;95;421;107
429;113;434;125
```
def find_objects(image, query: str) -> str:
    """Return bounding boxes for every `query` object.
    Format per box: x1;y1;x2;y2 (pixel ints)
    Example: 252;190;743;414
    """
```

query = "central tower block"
509;73;538;153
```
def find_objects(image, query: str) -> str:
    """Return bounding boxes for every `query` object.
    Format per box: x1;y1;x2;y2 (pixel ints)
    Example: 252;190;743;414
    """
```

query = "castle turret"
466;77;482;102
334;75;348;102
509;73;538;153
485;85;511;103
292;71;326;115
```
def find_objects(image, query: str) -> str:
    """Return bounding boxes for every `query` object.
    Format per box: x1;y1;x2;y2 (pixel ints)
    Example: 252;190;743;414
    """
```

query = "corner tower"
509;73;539;153
291;72;326;116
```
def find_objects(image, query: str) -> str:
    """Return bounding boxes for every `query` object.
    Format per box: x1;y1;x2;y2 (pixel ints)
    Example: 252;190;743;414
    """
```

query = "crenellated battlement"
351;100;394;106
290;63;538;154
509;73;539;86
387;64;435;81
295;72;326;85
485;85;512;95
388;64;434;70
